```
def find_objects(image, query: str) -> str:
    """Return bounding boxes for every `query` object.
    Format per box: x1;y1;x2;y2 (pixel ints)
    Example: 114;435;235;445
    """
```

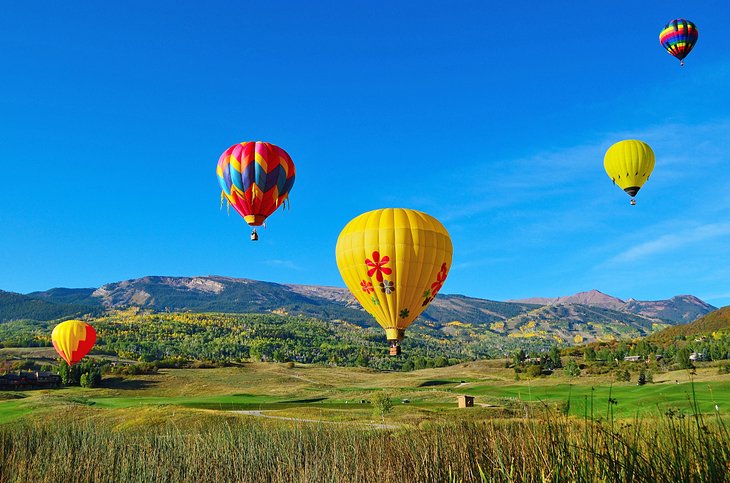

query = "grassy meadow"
1;360;730;481
3;359;730;422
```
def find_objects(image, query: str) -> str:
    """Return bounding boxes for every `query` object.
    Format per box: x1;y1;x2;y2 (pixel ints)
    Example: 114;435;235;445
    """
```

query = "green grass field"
1;361;730;482
2;360;729;425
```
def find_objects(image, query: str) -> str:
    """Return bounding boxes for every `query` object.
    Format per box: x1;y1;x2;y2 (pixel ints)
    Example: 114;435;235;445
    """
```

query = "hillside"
2;276;716;346
509;289;714;324
0;290;100;323
30;276;377;327
649;306;730;343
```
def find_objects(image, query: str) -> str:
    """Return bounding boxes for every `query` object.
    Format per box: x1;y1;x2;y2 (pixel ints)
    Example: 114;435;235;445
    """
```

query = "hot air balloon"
604;140;655;205
335;208;453;355
216;141;296;241
660;18;698;66
51;320;96;366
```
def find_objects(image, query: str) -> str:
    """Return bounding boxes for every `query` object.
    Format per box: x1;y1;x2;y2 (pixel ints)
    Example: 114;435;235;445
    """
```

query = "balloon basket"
388;342;401;356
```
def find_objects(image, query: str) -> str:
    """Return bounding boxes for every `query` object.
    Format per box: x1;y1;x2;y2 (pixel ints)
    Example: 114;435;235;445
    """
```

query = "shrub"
525;365;542;378
371;391;393;421
615;369;631;382
564;359;581;377
114;362;159;376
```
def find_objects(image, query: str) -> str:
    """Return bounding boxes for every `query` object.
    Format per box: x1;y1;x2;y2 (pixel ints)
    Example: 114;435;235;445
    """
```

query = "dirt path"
233;410;397;429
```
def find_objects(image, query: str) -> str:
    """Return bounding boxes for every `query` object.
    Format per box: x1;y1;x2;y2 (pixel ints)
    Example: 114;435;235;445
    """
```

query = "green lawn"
458;380;730;418
2;361;729;425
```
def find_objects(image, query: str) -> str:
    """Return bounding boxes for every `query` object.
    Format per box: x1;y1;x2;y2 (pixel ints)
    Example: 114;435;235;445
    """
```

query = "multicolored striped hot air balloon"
51;320;96;366
659;18;698;66
216;141;296;241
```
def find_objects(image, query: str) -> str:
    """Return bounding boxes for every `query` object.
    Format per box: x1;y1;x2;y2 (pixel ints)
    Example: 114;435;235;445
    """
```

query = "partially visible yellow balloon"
51;320;96;366
604;140;655;203
335;208;453;355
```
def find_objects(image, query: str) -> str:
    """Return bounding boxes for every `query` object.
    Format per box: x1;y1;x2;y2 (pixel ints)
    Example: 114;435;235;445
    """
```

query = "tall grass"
0;407;728;483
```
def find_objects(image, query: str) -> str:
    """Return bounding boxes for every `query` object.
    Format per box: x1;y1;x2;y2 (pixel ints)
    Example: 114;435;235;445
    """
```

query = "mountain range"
0;275;717;345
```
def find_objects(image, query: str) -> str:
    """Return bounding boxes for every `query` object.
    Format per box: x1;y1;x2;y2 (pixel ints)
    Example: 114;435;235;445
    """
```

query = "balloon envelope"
216;141;296;227
660;18;698;63
335;208;453;344
604;140;655;198
51;320;96;366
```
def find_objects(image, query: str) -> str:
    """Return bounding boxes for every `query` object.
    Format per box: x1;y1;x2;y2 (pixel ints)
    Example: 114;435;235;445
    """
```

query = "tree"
564;359;580;377
615;369;631;382
675;347;694;370
584;347;597;362
512;348;526;366
413;357;428;370
58;359;102;387
354;352;369;367
272;349;288;363
371;391;393;422
548;346;563;369
57;360;81;385
637;369;646;386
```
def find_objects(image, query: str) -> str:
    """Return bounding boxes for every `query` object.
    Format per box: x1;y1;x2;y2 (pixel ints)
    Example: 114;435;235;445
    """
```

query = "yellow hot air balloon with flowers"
335;208;453;355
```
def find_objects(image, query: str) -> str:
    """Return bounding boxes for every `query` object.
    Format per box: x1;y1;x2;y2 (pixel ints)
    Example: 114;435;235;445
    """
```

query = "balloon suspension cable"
220;192;225;210
227;201;230;215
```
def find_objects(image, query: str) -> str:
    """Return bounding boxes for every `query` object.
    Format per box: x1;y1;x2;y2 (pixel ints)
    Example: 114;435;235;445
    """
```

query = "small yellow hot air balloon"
335;208;453;355
604;140;655;205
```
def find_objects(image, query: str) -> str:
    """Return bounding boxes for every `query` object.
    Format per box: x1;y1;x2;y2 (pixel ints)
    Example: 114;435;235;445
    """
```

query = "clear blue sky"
2;1;730;307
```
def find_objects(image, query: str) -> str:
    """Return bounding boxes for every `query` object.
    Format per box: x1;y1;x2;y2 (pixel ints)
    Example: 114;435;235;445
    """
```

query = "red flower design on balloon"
360;280;374;294
365;251;392;282
430;263;449;296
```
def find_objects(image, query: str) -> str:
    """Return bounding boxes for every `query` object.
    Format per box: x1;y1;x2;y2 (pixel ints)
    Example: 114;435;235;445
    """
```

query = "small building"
457;395;474;408
689;352;706;362
0;371;61;390
623;355;642;362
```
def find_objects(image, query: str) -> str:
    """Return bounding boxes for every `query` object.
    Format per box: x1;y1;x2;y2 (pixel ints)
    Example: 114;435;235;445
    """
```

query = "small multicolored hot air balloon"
51;320;96;366
216;141;296;241
660;18;698;66
604;140;655;205
336;208;453;355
